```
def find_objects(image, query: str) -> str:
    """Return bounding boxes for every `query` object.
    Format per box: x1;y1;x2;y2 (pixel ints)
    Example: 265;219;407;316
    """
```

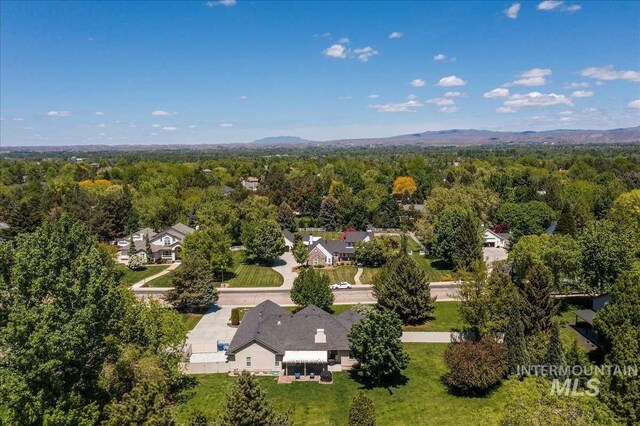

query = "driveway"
186;305;237;353
271;251;298;289
483;247;507;265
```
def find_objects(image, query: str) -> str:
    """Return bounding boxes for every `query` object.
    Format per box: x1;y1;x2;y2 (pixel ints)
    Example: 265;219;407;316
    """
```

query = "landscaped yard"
116;264;170;286
360;267;379;284
179;313;204;332
359;255;453;284
403;301;464;332
317;266;358;284
227;251;284;288
174;343;511;425
144;266;180;287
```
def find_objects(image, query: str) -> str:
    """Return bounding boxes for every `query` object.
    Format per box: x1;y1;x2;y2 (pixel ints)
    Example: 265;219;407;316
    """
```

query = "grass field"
179;313;204;331
360;267;379;284
173;343;511;425
144;266;181;287
227;251;284;288
116;264;170;286
403;301;463;332
359;255;453;284
317;266;358;284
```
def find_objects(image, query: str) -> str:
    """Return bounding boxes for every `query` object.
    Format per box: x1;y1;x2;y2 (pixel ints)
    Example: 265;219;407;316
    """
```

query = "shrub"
348;391;376;426
127;253;145;270
443;338;507;395
230;308;240;326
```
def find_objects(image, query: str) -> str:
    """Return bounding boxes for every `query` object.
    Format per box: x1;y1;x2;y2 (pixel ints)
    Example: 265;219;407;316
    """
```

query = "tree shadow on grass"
349;369;410;394
439;374;503;398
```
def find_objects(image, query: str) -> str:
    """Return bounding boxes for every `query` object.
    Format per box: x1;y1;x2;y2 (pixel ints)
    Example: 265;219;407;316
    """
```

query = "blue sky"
1;0;639;146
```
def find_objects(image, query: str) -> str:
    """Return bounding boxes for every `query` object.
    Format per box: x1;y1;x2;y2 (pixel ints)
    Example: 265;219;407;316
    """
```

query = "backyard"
173;344;511;425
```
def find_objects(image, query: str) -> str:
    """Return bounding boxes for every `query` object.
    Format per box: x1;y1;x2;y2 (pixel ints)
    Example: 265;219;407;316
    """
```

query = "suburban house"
401;204;425;212
282;229;295;251
307;230;373;266
226;300;361;376
482;228;510;248
574;294;610;343
241;176;260;191
117;223;195;263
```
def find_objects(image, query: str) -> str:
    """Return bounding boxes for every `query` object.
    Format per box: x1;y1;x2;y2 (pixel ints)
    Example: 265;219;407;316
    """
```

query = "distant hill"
3;127;639;152
251;136;311;144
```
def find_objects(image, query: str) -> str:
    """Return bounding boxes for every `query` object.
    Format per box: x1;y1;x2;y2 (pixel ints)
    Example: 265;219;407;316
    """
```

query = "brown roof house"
226;300;361;376
241;176;260;191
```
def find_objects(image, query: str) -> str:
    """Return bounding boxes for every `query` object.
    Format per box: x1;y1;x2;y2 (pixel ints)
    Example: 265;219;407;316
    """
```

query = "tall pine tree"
518;263;556;335
545;320;566;379
504;302;529;376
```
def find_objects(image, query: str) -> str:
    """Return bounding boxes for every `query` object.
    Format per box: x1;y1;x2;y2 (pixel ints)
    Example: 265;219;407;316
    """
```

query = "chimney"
315;329;326;344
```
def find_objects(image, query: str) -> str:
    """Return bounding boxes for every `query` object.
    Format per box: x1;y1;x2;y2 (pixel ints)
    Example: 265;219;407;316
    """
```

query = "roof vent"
315;328;326;344
277;320;281;326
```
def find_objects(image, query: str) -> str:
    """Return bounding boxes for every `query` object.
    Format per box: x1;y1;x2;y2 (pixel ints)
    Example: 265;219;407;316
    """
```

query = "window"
313;258;318;265
246;357;252;367
162;250;171;257
275;356;280;367
163;236;171;246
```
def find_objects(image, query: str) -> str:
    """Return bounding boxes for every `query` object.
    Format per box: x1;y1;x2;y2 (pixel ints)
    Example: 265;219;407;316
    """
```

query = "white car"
331;281;352;290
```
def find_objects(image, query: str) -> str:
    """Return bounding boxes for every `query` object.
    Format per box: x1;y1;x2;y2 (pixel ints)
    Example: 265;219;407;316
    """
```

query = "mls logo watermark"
550;378;600;397
517;364;638;397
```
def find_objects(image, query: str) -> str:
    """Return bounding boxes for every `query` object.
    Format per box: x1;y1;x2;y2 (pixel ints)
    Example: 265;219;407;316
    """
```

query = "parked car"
331;281;352;290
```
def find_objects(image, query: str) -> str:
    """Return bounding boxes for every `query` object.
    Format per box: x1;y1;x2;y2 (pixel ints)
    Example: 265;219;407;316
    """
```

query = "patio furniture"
310;372;315;379
294;372;301;380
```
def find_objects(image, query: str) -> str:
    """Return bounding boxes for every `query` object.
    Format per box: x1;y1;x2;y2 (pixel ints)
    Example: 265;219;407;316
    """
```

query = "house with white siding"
117;223;195;263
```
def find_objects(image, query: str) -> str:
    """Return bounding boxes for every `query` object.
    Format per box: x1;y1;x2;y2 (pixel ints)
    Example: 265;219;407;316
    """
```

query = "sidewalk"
130;262;180;290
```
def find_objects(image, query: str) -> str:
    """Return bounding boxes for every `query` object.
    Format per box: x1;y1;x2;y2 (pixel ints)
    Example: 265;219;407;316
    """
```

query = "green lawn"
174;344;511;425
116;264;170;286
403;301;464;332
360;267;379;284
143;266;181;288
228;251;284;288
179;313;204;332
411;255;454;282
317;266;358;284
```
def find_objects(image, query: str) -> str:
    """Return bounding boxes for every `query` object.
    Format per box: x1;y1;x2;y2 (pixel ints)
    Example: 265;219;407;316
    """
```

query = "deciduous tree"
290;268;334;311
165;255;219;311
241;219;286;264
432;206;483;270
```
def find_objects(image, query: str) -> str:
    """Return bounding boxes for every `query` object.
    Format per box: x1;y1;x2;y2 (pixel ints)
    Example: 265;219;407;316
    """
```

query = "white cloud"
95;111;104;115
444;91;464;97
368;99;424;113
46;111;71;117
503;92;573;108
410;79;426;87
97;124;106;128
483;88;510;98
440;106;458;113
406;94;417;100
338;96;352;101
572;90;593;98
367;94;379;99
579;65;640;82
337;37;350;44
238;95;248;100
506;68;552;86
505;3;521;19
427;97;455;106
162;126;177;131
537;1;582;12
496;106;517;113
13;117;24;121
323;44;347;59
437;75;467;87
628;100;640;109
189;125;197;129
560;110;574;116
151;110;172;116
595;81;604;86
353;46;378;62
206;0;236;7
433;53;446;61
151;124;161;128
389;32;403;39
220;121;234;128
563;82;589;89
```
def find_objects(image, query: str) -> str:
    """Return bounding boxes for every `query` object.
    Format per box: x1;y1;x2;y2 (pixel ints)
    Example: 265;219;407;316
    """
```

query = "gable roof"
483;228;511;241
169;223;195;236
282;229;295;243
343;231;373;243
227;300;361;355
310;239;354;256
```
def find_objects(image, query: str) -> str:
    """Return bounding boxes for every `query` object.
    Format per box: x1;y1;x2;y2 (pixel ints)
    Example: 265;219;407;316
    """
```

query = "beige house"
117;223;195;263
226;300;361;376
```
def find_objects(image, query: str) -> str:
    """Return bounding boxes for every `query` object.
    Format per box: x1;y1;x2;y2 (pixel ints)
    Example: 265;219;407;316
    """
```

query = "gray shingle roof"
170;223;195;236
226;300;361;355
282;229;295;243
343;231;373;243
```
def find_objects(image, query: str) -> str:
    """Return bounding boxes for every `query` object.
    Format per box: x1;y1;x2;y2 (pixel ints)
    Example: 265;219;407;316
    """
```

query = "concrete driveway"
271;251;298;289
186;305;237;353
483;247;507;265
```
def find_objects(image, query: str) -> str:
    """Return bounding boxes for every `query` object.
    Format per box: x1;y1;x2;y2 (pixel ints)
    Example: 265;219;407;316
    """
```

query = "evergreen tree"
292;238;308;267
348;307;409;385
545;321;566;379
144;232;153;264
374;195;400;228
290;268;334;311
504;302;529;376
348;391;376;426
128;235;137;256
432;206;483;270
457;261;490;338
165;255;219;312
517;263;556;335
219;372;291;426
373;253;434;325
277;201;297;232
319;196;341;231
